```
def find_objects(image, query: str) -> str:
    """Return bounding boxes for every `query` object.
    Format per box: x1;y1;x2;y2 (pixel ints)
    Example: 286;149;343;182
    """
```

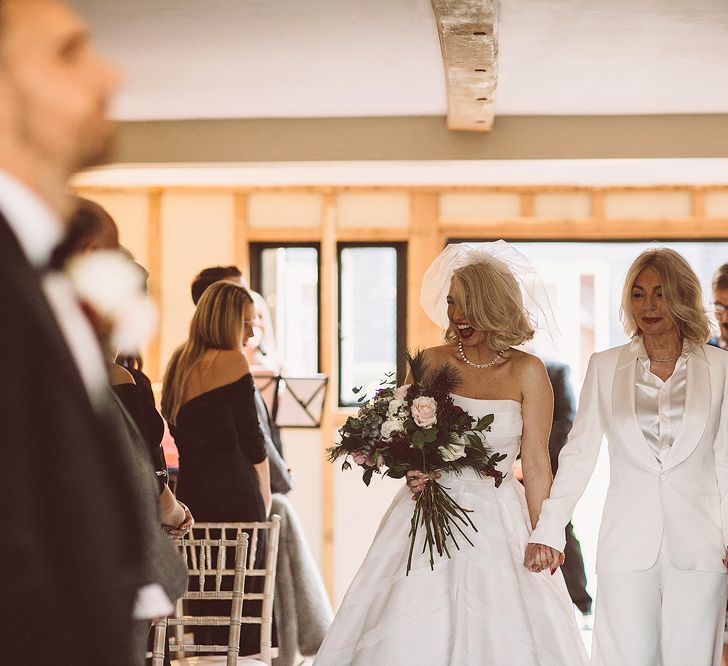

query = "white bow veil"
420;239;560;344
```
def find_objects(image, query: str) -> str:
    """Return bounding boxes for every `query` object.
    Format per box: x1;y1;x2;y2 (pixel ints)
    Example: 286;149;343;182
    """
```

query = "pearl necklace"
457;340;504;369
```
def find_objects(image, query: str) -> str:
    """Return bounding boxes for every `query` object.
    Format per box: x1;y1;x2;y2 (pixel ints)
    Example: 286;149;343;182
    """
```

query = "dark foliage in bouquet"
328;350;507;574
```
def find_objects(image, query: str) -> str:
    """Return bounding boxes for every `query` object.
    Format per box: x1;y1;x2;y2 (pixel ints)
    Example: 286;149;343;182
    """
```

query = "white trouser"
591;538;727;666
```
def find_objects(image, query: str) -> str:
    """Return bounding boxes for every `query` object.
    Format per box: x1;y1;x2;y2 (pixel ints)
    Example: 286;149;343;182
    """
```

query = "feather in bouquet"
328;350;507;574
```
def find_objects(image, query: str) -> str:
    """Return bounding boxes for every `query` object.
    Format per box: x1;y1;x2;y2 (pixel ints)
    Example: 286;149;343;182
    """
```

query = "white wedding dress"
314;396;589;666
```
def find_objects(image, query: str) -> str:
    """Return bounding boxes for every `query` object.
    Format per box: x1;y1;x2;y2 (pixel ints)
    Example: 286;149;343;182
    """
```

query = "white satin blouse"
634;340;689;466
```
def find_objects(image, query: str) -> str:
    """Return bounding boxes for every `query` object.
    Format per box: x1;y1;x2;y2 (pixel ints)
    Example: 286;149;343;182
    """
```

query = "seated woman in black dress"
161;280;272;655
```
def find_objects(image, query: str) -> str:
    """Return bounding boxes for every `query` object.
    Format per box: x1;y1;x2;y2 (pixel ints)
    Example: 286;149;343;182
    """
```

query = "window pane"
339;246;398;405
259;247;319;375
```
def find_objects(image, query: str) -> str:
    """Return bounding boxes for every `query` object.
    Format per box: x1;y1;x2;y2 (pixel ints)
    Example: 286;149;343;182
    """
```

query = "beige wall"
159;193;236;363
108;115;728;164
76;181;728;604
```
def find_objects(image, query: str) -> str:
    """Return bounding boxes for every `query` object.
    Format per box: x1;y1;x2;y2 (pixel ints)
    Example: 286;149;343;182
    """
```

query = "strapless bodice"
450;394;523;471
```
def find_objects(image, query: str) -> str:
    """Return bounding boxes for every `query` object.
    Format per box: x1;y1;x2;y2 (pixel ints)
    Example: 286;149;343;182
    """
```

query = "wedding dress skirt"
315;396;588;666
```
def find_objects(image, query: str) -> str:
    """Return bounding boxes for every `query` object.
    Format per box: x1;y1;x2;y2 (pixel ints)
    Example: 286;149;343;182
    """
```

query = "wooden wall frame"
75;180;728;600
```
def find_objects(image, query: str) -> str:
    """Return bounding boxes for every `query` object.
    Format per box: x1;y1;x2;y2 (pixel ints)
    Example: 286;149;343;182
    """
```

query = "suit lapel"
612;341;662;471
663;344;710;470
0;215;92;409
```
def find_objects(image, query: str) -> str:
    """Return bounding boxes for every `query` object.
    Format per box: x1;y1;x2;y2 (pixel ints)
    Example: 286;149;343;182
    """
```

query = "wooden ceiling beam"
430;0;499;132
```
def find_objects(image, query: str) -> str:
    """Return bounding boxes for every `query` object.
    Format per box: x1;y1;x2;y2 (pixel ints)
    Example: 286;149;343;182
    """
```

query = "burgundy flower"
481;464;504;488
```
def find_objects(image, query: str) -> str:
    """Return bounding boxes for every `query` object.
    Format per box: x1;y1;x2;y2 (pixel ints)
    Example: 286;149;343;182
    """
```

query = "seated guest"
110;361;191;533
55;197;191;532
162;280;272;656
191;266;282;373
191;265;292;494
711;263;728;350
114;356;169;494
53;199;191;661
543;359;593;621
50;195;119;260
190;266;333;664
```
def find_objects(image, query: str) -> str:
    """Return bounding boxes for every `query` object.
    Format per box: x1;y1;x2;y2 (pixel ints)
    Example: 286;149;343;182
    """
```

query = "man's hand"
524;542;564;573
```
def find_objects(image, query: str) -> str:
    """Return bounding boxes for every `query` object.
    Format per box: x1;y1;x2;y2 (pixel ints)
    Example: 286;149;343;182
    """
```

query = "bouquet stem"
406;477;478;575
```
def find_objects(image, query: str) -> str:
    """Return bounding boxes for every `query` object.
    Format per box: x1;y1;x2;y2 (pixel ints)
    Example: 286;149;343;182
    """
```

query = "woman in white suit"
526;248;728;666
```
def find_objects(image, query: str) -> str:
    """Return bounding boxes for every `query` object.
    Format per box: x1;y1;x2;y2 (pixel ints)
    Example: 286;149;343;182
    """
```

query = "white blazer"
529;340;728;574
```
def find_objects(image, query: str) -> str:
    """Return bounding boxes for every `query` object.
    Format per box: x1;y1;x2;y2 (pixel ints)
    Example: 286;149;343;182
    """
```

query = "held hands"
163;501;194;540
406;470;441;499
523;542;564;574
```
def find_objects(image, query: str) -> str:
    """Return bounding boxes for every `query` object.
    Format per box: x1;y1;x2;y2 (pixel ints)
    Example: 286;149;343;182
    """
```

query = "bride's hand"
405;470;440;498
523;543;563;573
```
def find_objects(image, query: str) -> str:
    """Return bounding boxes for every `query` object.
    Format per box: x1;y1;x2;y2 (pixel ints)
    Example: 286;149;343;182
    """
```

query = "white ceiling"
73;159;728;188
72;0;728;121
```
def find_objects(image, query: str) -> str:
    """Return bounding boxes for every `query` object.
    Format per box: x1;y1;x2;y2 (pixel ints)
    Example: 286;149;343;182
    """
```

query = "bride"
314;242;588;665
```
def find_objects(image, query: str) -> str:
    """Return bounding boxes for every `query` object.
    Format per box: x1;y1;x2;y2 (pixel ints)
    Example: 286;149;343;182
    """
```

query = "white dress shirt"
634;339;689;467
0;170;172;620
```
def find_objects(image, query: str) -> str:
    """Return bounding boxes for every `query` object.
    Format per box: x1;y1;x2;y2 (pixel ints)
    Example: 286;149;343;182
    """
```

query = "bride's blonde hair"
444;260;535;351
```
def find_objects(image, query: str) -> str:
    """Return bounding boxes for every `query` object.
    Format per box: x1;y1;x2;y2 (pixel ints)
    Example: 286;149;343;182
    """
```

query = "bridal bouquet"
328;351;506;574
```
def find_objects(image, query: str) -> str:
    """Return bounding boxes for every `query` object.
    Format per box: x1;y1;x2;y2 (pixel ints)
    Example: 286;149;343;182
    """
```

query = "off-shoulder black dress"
171;374;267;523
170;373;270;656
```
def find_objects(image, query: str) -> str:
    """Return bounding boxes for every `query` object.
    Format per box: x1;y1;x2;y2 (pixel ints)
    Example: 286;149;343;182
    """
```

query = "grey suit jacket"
108;389;188;604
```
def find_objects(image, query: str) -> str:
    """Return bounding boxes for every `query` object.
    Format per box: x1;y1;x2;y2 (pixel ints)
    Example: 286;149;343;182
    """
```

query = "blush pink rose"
393;384;411;401
411;396;438;428
351;450;367;465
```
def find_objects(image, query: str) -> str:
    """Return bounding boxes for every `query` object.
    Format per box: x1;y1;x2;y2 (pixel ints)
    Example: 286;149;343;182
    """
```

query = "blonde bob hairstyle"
162;281;254;425
444;259;535;351
620;247;711;343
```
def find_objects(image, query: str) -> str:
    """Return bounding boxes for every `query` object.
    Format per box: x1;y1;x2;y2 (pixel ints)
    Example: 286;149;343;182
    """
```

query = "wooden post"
408;193;445;351
146;189;163;383
234;192;250;283
319;193;337;599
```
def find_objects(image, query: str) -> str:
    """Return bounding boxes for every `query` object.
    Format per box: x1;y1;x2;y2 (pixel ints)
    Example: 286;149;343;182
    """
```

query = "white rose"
387;399;405;417
66;250;157;354
439;434;467;462
380;419;405;441
439;443;466;462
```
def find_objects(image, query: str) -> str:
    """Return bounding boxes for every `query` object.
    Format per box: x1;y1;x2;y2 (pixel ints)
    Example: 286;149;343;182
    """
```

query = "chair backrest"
150;531;249;666
189;517;281;665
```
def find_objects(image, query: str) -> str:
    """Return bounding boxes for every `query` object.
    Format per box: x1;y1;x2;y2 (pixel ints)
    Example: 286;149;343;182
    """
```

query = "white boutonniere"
66;250;157;354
